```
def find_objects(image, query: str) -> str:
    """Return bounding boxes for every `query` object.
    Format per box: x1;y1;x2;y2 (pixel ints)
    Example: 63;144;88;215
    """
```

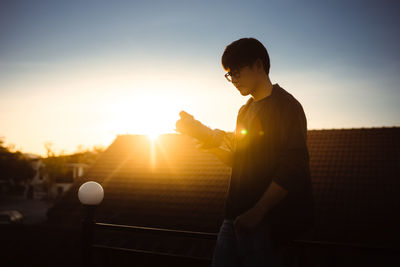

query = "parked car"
0;210;24;224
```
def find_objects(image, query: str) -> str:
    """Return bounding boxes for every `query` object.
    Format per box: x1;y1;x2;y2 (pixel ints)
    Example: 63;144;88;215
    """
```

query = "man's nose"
231;76;239;84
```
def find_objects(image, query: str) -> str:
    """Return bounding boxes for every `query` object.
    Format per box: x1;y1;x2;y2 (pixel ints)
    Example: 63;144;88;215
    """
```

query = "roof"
307;127;400;244
46;127;400;257
47;133;231;232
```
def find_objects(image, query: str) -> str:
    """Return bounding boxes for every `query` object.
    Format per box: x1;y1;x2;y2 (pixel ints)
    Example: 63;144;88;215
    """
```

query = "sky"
1;0;399;156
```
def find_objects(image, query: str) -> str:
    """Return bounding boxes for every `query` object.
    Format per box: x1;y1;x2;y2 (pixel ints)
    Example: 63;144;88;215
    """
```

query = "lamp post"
78;181;104;267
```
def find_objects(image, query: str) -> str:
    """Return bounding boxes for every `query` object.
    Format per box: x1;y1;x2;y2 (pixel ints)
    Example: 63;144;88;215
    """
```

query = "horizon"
9;125;399;158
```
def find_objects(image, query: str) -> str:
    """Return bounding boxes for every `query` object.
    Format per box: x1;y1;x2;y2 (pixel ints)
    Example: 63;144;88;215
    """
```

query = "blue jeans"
211;219;286;267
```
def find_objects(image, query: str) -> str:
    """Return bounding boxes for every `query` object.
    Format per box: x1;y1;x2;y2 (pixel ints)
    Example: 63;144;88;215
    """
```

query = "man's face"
226;61;261;96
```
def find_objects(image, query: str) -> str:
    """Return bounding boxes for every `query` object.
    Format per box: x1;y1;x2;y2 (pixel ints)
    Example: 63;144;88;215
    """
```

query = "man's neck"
251;76;273;102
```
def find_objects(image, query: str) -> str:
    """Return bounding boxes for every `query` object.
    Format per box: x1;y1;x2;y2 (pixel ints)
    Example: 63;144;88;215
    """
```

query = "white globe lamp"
78;181;104;205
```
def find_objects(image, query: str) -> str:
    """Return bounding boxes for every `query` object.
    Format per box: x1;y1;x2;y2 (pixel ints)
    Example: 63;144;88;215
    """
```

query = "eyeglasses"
224;66;246;82
224;70;239;82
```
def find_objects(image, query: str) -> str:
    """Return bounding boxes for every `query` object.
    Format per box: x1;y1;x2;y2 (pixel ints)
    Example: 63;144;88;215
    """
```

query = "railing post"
78;181;104;267
82;205;95;267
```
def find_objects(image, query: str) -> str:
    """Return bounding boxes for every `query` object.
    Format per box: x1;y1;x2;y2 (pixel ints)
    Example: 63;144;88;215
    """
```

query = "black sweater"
224;83;315;243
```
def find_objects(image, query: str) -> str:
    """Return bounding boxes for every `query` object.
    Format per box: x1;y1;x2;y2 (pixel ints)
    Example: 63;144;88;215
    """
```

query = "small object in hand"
175;110;226;149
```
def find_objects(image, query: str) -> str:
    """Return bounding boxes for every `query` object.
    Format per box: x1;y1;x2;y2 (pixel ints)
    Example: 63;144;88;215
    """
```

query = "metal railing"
93;222;218;261
80;205;217;267
78;182;400;267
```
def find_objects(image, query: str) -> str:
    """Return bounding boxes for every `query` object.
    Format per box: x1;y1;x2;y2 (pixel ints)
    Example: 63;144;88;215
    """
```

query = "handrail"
94;222;218;240
95;222;400;252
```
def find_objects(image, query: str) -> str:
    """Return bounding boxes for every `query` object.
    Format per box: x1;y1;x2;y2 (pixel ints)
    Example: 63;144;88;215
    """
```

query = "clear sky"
1;0;399;156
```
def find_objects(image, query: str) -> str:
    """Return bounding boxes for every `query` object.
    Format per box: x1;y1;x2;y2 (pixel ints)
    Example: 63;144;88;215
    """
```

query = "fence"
78;182;400;267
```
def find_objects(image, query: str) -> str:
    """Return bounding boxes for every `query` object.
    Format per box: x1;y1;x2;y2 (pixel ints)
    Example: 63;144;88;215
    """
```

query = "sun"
103;89;187;138
147;132;160;141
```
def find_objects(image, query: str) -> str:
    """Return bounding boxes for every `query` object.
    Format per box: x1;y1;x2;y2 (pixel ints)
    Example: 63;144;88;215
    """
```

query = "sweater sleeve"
271;101;309;194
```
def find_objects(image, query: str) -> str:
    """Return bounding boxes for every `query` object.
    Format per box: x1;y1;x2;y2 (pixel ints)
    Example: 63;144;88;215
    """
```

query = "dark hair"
221;37;270;75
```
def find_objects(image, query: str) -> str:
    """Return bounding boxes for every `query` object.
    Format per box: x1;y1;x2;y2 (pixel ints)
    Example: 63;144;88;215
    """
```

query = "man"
176;37;314;266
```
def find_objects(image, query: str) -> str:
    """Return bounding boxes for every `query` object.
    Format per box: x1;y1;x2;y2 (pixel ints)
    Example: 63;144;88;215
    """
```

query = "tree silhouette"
0;138;35;194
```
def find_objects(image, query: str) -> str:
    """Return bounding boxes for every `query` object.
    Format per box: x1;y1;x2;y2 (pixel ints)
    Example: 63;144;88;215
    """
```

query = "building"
51;163;89;199
23;153;48;199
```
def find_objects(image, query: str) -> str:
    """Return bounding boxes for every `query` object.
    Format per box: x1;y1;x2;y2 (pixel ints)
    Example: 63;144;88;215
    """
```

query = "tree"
0;138;35;194
44;141;56;157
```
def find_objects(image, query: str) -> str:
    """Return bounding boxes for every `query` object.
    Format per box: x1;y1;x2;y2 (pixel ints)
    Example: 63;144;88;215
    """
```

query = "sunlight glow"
102;87;187;137
147;132;159;141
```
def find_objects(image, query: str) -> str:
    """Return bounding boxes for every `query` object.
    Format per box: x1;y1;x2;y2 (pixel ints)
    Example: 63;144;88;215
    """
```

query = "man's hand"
233;204;265;235
175;111;225;149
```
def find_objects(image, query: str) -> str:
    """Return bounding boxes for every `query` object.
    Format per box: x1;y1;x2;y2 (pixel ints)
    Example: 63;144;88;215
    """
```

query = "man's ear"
254;58;263;73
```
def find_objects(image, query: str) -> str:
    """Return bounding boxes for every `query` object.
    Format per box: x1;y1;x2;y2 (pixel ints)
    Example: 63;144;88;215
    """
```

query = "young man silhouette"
176;37;314;266
204;37;314;267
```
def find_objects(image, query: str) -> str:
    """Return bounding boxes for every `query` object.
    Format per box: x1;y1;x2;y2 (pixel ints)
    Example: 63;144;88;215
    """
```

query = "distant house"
51;163;88;199
46;127;400;262
22;153;89;199
23;153;48;199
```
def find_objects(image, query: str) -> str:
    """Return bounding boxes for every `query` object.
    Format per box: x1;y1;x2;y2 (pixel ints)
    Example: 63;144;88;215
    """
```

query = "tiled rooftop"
46;127;400;258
